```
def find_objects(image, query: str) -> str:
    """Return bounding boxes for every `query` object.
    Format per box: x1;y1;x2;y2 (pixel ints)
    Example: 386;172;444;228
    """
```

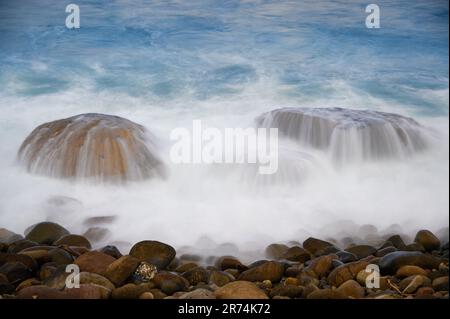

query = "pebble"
328;260;370;287
265;244;289;260
336;279;365;298
378;251;441;275
25;222;69;245
105;255;141;286
282;246;310;263
395;265;427;278
302;237;334;255
129;241;176;270
238;261;285;283
414;230;441;252
214;281;268;299
432;276;449;291
74;251;116;276
345;245;377;260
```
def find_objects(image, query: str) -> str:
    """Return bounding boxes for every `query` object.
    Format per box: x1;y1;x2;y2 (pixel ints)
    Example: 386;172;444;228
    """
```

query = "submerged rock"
256;107;428;163
17;113;165;183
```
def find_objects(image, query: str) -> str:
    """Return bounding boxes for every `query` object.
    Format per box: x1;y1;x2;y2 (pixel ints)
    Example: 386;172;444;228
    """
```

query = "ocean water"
0;0;448;257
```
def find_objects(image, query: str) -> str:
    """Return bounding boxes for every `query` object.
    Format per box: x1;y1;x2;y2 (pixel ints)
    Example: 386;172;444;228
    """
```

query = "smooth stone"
0;262;31;284
25;222;69;245
336;279;365;298
265;244;289;260
385;235;407;250
303;254;336;278
332;259;344;268
99;245;122;259
307;288;347;299
301;283;319;298
105;255;140;286
179;254;202;262
238;261;284;283
179;288;216;299
139;291;154;299
0;228;23;244
396;265;427;278
209;270;234;287
432;276;449;291
376;246;398;257
269;284;303;298
54;234;92;249
328;260;370;287
215;281;268;299
302;237;334;255
336;251;357;263
285;265;302;277
404;243;426;252
401;275;430;294
64;283;110;299
79;272;115;291
378;251;441;275
414;230;441;252
17;285;68;299
175;262;198;273
215;256;248;271
182;267;209;286
43;266;69;289
152;271;189;294
282;246;310;263
415;286;435;297
132;262;158;283
48;248;74;265
129;240;176;270
74;251;116;276
7;240;38;254
0;253;38;271
148;288;167;299
111;282;155;299
345;245;377;260
15;278;41;292
18;250;51;264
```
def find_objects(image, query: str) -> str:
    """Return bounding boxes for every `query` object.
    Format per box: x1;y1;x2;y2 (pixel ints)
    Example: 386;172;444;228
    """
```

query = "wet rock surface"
0;224;448;299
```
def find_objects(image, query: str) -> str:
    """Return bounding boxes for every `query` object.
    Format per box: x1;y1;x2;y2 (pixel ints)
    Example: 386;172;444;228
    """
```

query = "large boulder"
256;107;428;163
17;113;165;183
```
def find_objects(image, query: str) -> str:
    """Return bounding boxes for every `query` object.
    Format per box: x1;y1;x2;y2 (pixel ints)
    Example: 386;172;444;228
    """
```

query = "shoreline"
1;222;448;299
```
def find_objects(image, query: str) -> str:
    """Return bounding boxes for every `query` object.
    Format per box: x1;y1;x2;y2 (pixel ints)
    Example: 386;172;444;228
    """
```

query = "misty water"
0;0;448;258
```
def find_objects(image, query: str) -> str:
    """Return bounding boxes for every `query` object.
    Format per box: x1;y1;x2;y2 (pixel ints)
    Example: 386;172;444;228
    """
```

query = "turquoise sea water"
0;0;448;115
